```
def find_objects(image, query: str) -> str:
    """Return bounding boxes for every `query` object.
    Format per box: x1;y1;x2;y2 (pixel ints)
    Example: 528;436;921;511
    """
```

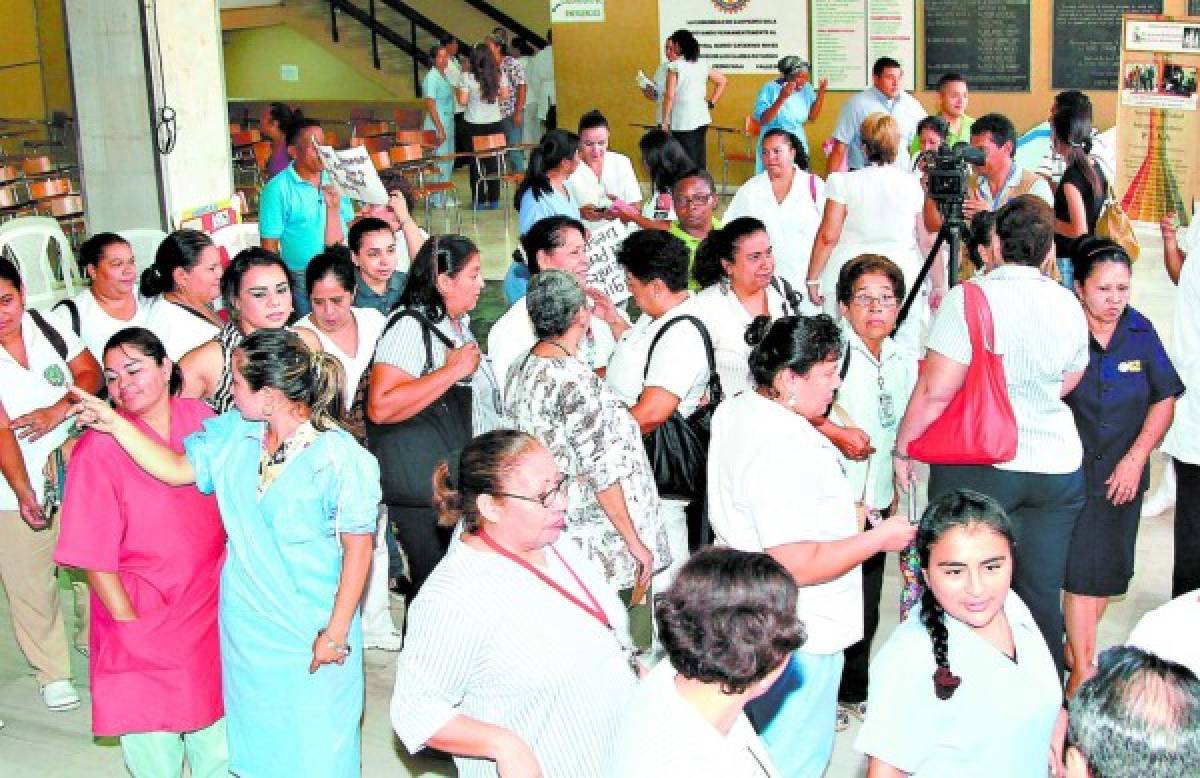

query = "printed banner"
658;0;809;74
1116;16;1200;225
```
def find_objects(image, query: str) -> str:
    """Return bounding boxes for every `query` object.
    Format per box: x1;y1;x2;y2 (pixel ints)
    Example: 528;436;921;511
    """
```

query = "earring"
787;392;798;408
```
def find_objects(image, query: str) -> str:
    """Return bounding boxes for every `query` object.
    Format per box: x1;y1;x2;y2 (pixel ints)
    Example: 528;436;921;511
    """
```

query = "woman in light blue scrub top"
422;43;458;201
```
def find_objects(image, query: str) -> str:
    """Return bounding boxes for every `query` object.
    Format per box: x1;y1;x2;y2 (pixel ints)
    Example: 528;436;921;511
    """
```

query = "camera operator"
923;113;1052;236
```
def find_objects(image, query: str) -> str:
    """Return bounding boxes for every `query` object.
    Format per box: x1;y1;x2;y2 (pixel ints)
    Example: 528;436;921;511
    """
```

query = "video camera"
919;142;987;223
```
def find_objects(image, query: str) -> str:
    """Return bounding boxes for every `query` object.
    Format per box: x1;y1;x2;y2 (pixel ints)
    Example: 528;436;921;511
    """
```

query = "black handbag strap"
52;298;81;336
644;314;724;406
28;309;69;361
380;307;458;376
769;276;803;315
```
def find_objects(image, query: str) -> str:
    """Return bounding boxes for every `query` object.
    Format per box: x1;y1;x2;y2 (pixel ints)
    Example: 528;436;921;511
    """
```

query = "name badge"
1117;360;1142;373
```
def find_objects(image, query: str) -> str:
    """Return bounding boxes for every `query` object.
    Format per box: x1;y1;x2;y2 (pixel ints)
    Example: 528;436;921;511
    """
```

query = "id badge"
878;391;897;428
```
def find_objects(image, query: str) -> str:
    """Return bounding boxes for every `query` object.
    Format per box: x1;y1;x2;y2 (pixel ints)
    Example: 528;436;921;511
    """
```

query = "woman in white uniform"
855;490;1064;777
806;113;925;351
606;230;714;590
723;129;825;302
706;313;916;778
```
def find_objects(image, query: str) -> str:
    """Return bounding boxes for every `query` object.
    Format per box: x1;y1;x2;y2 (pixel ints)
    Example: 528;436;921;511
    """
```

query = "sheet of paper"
314;142;389;206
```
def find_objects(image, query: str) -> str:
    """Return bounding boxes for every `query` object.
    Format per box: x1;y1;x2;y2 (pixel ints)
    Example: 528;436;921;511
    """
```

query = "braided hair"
916;489;1015;700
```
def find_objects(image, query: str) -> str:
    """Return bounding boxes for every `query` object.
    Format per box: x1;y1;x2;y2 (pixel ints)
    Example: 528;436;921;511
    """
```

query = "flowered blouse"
502;353;667;590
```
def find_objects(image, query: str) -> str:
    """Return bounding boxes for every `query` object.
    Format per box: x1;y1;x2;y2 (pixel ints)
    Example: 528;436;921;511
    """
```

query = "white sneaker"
41;680;81;711
364;631;404;651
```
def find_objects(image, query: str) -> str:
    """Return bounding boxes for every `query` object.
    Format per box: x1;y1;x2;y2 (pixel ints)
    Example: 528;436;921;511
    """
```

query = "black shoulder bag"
366;308;474;508
641;314;724;501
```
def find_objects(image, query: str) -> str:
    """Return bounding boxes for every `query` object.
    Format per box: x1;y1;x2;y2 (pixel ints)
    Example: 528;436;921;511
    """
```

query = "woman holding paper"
659;29;727;170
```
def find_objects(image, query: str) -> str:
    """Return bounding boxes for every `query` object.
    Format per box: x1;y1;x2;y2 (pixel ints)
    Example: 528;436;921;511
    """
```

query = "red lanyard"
477;529;611;630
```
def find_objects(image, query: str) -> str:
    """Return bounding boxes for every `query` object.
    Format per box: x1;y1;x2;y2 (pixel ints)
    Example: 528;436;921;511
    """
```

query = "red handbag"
908;281;1017;465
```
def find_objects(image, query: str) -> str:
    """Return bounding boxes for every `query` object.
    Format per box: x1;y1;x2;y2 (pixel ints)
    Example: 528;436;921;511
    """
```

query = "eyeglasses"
492;474;569;508
676;193;715;208
851;293;898;308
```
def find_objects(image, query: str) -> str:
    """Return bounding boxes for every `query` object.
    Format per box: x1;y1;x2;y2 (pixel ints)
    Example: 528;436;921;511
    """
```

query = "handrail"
378;0;467;52
458;0;546;48
330;0;430;68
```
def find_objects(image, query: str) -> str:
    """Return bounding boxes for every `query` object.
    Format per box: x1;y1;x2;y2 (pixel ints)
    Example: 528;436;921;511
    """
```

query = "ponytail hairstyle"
514;215;586;273
398;234;480;321
639;129;695;193
235;328;346;431
691;216;768;289
1051;90;1100;196
513;129;580;210
103;327;183;397
469;43;501;102
745;314;842;390
916;489;1015;700
139;229;215;297
432;429;540;532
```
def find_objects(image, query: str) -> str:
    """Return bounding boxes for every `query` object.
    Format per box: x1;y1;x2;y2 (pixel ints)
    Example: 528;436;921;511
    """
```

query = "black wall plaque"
925;0;1031;91
1053;0;1163;89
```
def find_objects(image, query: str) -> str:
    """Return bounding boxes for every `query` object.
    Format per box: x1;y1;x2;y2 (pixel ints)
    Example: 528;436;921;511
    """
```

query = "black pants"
672;125;709;170
839;550;886;704
1173;458;1200;598
929;464;1085;679
466;119;505;205
387;504;450;605
453;113;470;169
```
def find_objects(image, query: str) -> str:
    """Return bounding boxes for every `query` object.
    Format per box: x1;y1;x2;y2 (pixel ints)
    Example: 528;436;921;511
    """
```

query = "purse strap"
381;307;458;375
961;281;997;356
644;313;724;406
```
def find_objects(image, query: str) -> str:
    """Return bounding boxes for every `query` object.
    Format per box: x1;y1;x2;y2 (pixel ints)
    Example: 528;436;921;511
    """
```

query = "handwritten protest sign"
314;142;389;205
585;221;630;304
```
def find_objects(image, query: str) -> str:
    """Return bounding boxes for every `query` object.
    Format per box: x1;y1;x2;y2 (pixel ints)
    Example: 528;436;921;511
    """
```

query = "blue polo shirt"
258;163;355;272
832;86;926;171
1065;306;1184;494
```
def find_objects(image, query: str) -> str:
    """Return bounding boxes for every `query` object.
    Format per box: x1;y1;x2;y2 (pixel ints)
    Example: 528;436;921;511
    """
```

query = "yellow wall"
0;0;70;127
554;0;1193;177
223;25;403;102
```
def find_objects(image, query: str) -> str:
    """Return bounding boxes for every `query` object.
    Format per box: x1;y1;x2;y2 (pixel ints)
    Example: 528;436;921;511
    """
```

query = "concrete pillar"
64;0;232;233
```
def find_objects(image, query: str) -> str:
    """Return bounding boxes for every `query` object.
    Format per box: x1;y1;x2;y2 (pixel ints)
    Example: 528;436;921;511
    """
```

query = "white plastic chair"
210;222;261;265
118;228;169;273
0;216;82;307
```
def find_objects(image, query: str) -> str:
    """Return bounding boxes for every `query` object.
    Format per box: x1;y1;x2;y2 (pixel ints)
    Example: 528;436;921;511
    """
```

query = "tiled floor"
0;201;1181;776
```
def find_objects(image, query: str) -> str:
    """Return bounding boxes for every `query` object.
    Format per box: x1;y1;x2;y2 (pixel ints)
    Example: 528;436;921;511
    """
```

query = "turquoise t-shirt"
258;163;355;272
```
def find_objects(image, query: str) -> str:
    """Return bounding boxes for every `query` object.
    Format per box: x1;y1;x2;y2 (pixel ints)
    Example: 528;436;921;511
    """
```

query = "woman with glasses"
391;430;638;777
502;270;669;651
821;256;918;731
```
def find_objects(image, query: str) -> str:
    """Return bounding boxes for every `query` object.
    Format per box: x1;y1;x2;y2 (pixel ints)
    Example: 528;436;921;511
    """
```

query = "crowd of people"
1;32;1199;778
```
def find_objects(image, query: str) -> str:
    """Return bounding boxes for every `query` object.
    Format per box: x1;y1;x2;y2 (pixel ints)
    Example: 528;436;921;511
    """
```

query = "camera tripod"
896;199;969;328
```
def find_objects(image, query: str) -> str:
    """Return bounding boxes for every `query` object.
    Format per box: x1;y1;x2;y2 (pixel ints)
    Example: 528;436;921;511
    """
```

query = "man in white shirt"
829;57;926;173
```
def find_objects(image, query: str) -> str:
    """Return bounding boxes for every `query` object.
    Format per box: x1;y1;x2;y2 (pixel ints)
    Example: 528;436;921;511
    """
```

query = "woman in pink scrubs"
56;327;227;777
